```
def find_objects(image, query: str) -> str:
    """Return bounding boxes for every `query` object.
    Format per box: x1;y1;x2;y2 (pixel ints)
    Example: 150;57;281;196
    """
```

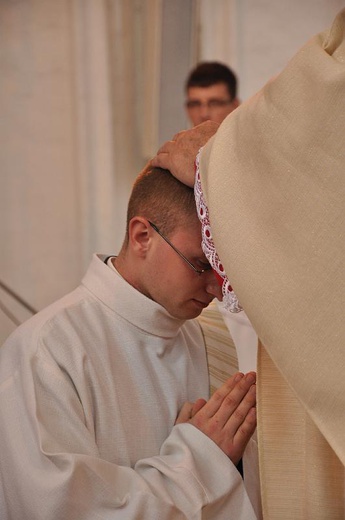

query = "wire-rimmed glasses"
148;221;212;276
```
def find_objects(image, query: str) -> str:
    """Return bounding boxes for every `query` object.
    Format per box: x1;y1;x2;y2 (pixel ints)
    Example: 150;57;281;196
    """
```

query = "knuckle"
233;407;246;423
223;394;237;409
244;386;257;405
240;414;257;435
212;388;226;405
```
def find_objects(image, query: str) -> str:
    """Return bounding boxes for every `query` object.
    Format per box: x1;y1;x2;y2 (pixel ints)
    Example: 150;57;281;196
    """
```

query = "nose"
205;270;223;301
199;104;211;122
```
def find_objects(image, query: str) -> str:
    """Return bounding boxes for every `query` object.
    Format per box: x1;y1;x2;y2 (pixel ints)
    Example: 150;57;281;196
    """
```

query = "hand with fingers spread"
151;120;219;187
176;372;256;465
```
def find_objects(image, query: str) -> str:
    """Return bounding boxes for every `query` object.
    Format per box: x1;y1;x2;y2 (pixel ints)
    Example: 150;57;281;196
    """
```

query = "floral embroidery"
195;150;242;313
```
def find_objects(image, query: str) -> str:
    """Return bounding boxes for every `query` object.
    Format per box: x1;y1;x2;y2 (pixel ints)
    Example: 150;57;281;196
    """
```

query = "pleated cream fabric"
197;301;239;395
199;9;345;519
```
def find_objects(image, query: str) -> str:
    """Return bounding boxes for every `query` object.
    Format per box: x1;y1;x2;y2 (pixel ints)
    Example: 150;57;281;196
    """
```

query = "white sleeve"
0;352;257;519
137;424;258;519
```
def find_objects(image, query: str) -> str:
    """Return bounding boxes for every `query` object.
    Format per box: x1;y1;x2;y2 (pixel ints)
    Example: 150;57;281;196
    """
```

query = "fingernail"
245;372;256;384
235;372;244;382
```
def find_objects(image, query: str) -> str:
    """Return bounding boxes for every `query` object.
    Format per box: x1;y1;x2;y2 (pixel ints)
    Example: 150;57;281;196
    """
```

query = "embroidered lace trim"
195;150;242;313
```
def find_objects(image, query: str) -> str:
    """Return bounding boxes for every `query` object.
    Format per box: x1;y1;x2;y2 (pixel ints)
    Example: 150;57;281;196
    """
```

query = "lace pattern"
195;150;242;313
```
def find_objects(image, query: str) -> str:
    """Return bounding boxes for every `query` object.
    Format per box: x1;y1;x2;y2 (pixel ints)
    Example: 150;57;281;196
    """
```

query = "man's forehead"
171;218;202;238
187;83;230;99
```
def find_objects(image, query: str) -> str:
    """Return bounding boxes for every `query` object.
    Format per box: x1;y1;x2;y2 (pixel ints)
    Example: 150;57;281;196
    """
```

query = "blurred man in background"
185;61;239;126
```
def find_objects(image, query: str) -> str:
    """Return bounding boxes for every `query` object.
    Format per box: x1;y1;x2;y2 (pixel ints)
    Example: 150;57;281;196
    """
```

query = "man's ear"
128;217;152;257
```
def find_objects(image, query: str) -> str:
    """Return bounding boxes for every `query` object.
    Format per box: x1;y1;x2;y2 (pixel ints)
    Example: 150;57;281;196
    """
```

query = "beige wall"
0;0;166;342
194;0;344;101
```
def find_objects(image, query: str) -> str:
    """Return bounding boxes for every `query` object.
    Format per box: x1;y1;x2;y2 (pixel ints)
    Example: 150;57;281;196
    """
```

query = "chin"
177;308;203;320
188;311;202;320
169;300;208;320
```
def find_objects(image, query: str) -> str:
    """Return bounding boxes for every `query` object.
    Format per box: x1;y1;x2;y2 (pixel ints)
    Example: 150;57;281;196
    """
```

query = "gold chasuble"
199;9;345;519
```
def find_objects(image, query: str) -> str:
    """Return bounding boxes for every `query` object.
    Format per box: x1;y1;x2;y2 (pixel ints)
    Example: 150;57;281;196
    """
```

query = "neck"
112;252;125;277
113;250;146;297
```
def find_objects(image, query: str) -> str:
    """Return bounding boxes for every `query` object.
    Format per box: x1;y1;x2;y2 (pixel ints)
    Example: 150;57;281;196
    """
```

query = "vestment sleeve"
194;150;242;314
0;339;257;520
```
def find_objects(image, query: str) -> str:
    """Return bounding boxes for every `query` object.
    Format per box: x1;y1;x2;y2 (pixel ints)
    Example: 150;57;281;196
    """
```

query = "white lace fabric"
195;150;242;313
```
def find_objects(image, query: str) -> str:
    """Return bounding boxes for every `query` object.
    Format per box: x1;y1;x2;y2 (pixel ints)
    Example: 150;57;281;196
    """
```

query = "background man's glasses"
148;221;212;275
185;99;233;110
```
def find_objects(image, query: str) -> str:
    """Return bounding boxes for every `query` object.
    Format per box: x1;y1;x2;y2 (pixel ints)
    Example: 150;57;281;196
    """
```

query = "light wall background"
1;0;343;343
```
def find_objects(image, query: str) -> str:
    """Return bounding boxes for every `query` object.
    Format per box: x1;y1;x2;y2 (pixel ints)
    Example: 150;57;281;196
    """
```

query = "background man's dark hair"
185;61;238;99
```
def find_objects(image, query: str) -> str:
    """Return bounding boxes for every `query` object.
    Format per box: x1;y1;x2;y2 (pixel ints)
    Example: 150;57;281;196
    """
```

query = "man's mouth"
193;299;211;309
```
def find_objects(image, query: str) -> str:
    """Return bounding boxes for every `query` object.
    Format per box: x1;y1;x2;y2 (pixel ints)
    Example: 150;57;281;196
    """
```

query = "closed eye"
195;260;212;271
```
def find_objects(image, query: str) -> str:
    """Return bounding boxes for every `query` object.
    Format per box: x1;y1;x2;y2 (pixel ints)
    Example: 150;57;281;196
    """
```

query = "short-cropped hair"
126;163;197;238
186;61;237;99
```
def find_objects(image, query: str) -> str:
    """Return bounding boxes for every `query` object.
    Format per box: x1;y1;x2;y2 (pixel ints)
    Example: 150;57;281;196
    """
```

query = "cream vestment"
0;254;259;519
198;9;345;520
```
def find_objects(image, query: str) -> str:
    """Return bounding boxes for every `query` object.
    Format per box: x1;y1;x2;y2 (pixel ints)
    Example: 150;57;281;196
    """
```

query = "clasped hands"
175;372;256;466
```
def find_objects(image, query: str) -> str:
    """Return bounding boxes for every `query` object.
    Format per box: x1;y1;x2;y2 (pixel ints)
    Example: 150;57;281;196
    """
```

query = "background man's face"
186;82;239;126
